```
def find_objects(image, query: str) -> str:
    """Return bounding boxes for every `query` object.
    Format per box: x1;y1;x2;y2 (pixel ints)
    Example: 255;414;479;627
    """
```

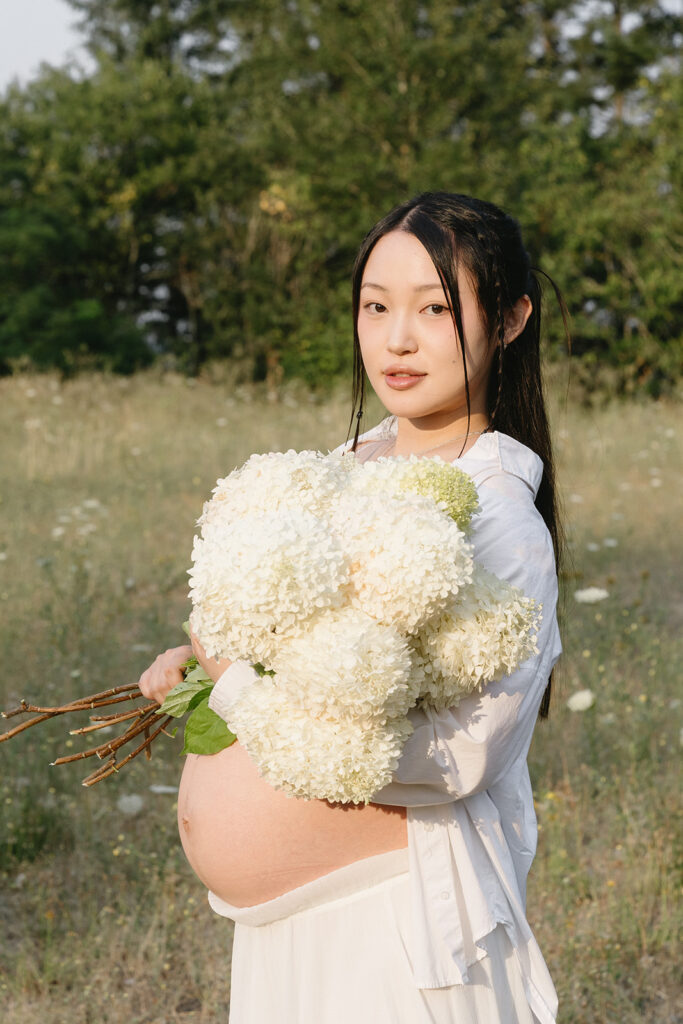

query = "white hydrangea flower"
224;677;414;804
413;564;542;710
199;449;352;530
331;491;473;634
269;607;422;720
187;447;543;801
566;689;595;712
346;453;480;531
189;510;350;662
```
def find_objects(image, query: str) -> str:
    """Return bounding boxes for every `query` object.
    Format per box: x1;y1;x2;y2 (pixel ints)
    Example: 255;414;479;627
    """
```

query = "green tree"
1;0;679;390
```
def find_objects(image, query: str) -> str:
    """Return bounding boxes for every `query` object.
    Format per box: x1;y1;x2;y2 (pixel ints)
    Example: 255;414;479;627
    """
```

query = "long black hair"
346;192;569;717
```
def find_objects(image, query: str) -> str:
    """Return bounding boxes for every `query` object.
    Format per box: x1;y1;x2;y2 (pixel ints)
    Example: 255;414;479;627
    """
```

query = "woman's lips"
384;373;426;390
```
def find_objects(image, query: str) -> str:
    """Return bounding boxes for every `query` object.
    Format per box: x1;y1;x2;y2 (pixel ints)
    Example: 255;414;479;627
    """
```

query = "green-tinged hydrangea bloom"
395;459;480;531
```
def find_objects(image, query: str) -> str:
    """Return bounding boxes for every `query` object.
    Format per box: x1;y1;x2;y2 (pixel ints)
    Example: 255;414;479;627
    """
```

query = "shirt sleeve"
371;486;563;808
370;638;559;807
208;661;260;721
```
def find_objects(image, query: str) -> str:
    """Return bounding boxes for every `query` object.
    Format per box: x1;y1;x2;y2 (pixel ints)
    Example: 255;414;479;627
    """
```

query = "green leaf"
183;661;212;684
181;697;237;755
159;678;212;718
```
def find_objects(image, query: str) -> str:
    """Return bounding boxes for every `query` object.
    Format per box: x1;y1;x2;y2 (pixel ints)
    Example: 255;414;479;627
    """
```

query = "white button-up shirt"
210;419;562;1024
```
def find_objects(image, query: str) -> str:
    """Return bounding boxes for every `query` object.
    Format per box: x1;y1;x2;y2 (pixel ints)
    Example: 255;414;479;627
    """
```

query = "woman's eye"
365;302;386;314
425;303;448;315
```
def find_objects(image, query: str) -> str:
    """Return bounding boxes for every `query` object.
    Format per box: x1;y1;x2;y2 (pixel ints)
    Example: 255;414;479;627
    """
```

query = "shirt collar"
372;416;545;500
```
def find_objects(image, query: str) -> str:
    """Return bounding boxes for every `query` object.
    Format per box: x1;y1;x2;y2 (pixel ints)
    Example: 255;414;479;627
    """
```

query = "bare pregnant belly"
178;742;407;908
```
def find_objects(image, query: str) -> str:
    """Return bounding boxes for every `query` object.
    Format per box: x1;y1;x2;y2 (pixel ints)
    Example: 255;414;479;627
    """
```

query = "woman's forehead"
362;230;471;296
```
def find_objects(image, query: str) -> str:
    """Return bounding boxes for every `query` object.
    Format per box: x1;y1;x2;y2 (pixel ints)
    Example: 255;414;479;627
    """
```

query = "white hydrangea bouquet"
165;447;541;805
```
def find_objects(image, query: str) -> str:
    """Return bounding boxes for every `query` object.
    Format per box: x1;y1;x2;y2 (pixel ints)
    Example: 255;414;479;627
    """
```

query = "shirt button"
440;891;451;901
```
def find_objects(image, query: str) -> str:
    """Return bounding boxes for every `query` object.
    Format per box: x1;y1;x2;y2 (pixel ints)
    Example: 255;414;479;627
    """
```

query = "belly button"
181;815;191;834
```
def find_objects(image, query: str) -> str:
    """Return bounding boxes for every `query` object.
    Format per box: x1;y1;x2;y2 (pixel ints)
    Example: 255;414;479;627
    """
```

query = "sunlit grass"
0;369;680;1022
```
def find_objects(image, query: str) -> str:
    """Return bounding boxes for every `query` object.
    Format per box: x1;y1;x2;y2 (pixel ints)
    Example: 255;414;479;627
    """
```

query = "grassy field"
0;369;680;1023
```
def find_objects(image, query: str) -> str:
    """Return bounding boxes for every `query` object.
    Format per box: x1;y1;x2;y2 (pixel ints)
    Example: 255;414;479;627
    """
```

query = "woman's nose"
386;314;418;355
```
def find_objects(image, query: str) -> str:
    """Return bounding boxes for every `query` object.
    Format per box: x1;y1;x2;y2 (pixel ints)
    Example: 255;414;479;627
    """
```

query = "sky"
0;0;92;93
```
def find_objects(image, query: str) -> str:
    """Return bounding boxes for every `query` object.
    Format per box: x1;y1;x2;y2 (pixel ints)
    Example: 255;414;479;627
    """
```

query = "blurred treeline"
0;0;680;396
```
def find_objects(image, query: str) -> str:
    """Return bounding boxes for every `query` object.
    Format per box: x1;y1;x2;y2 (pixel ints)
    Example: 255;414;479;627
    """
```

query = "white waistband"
208;846;410;926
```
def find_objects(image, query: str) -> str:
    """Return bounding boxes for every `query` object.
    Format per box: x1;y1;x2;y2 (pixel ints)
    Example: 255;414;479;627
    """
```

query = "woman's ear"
503;294;533;347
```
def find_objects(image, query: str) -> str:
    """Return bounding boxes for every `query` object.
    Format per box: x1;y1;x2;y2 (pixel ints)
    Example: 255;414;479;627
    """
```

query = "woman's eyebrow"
360;282;444;292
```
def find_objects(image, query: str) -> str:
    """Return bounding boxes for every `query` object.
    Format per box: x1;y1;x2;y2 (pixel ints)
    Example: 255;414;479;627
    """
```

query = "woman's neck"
390;413;491;457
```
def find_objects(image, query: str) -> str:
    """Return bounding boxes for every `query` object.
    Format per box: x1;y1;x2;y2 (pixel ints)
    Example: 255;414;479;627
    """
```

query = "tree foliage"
0;0;680;393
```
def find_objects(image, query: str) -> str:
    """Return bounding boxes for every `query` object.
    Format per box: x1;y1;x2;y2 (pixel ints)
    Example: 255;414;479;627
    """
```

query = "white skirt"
209;848;536;1024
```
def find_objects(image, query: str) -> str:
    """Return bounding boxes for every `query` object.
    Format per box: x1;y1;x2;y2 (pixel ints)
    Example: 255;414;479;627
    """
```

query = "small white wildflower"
0;552;7;562
70;669;81;678
25;388;37;398
603;538;618;547
149;784;179;795
574;587;609;604
586;542;600;552
116;794;144;816
215;417;228;427
567;689;595;712
650;478;662;488
51;395;63;406
130;447;142;457
81;499;101;510
51;526;65;539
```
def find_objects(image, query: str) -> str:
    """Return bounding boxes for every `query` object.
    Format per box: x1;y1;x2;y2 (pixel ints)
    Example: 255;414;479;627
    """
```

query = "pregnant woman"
139;191;566;1024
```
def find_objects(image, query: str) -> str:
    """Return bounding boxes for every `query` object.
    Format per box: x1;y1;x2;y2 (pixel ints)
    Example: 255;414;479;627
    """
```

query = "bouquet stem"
1;684;175;786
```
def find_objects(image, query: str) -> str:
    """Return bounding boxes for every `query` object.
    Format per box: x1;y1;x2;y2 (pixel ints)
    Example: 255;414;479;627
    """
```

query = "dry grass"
0;369;680;1023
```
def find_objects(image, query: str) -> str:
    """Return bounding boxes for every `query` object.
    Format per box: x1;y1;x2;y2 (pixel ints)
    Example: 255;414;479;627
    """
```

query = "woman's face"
357;230;494;428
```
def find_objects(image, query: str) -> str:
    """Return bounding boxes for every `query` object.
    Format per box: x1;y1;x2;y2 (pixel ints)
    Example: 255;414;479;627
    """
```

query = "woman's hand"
138;645;193;706
189;626;233;684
